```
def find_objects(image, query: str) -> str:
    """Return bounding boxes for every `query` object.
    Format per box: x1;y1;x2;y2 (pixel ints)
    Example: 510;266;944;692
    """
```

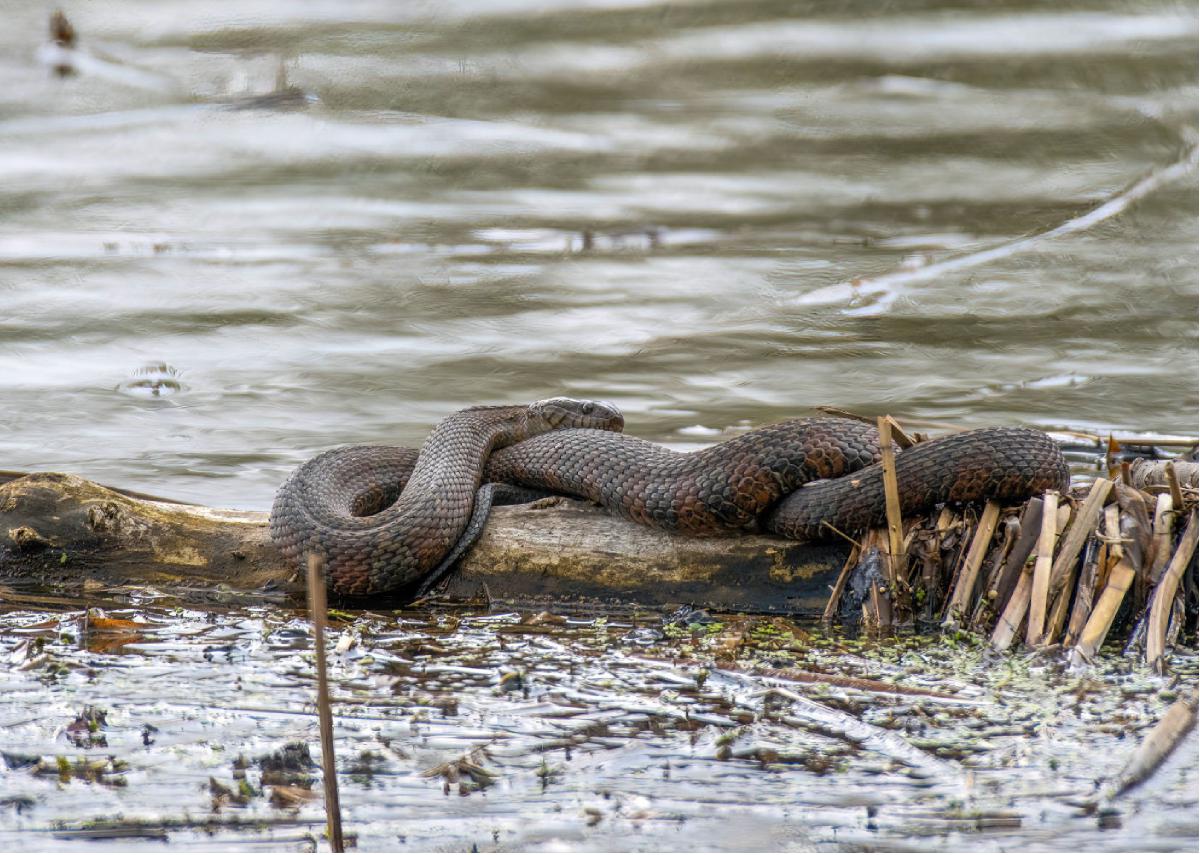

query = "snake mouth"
584;399;624;432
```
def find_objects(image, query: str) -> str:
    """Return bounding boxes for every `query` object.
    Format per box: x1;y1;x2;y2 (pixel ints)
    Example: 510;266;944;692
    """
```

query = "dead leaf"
270;785;317;808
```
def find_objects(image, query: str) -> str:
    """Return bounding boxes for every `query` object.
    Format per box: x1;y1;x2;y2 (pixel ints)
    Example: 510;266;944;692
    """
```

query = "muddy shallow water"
0;595;1196;852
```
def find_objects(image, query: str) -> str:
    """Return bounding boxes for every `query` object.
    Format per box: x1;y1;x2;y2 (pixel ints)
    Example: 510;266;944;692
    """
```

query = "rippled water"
0;0;1195;509
1;600;1196;852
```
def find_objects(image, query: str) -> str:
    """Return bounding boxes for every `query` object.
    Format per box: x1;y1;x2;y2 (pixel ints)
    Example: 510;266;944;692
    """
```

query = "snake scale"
271;402;1069;596
270;398;623;596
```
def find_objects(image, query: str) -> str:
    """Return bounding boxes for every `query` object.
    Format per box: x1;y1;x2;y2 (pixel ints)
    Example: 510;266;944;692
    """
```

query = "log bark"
0;472;849;614
1129;459;1197;493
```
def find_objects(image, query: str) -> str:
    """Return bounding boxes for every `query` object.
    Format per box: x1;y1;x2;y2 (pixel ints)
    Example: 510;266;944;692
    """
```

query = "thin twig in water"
306;554;345;853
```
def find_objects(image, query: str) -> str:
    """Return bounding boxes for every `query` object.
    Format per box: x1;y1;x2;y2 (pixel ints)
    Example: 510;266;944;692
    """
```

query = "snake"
483;421;1068;539
270;398;624;596
273;409;1068;597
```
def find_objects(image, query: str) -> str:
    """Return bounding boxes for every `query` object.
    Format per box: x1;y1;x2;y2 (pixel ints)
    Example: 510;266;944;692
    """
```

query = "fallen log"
1130;459;1198;494
0;472;849;614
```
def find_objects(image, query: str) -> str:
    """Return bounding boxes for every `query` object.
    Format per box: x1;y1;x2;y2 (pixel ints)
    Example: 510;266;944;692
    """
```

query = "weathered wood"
1048;479;1113;601
1164;462;1186;512
992;565;1033;652
1036;481;1110;646
1063;535;1101;648
1069;559;1136;666
970;513;1018;630
1130;458;1198;493
1112;689;1199;797
917;531;941;624
1147;493;1176;586
305;556;345;853
814;408;915;448
1095;504;1120;594
880;415;918;450
821;540;861;624
0;472;851;614
1043;555;1076;645
0;473;287;594
992;498;1058;652
1114;482;1156;616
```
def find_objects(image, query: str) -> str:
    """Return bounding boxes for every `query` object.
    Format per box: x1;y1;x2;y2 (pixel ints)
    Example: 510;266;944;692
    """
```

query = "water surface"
0;0;1196;508
0;599;1195;852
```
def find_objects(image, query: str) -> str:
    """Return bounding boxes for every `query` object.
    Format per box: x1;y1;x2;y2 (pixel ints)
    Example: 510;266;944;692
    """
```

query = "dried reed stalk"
876;417;906;593
306;554;345;853
1145;510;1199;672
1026;492;1061;646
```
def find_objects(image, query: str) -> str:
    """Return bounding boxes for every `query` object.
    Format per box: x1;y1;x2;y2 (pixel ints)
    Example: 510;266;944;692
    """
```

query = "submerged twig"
763;685;962;781
793;149;1198;313
1111;689;1199;797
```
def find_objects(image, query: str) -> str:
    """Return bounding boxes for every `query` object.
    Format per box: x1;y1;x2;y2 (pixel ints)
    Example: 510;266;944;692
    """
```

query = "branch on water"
794;147;1199;314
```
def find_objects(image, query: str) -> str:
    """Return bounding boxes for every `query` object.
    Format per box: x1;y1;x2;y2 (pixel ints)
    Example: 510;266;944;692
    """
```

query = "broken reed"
828;421;1198;669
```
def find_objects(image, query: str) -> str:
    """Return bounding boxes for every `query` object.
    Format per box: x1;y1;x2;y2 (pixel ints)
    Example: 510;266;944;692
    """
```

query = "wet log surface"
0;472;849;614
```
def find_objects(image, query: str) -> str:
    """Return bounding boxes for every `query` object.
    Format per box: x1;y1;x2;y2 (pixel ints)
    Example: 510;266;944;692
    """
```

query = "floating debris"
116;363;185;398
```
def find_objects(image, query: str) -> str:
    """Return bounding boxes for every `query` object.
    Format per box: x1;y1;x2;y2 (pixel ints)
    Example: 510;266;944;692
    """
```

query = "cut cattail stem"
1145;511;1199;672
1026;492;1060;646
876;416;906;592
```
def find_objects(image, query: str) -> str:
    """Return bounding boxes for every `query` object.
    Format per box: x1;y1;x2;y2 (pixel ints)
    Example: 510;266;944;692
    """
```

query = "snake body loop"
270;398;623;595
763;427;1068;539
483;417;882;533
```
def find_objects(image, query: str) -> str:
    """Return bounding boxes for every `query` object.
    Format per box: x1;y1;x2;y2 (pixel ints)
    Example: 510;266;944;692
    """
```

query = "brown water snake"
275;416;1068;595
270;398;623;595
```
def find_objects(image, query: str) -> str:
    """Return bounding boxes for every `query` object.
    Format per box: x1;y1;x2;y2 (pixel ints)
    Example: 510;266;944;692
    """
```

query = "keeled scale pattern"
270;400;622;596
484;417;882;534
764;427;1070;541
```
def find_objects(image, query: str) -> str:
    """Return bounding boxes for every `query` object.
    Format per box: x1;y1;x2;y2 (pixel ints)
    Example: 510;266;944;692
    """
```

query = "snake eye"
581;402;595;415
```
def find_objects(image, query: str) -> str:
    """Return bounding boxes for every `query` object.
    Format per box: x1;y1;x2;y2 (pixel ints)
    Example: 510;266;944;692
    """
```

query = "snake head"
528;397;624;433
